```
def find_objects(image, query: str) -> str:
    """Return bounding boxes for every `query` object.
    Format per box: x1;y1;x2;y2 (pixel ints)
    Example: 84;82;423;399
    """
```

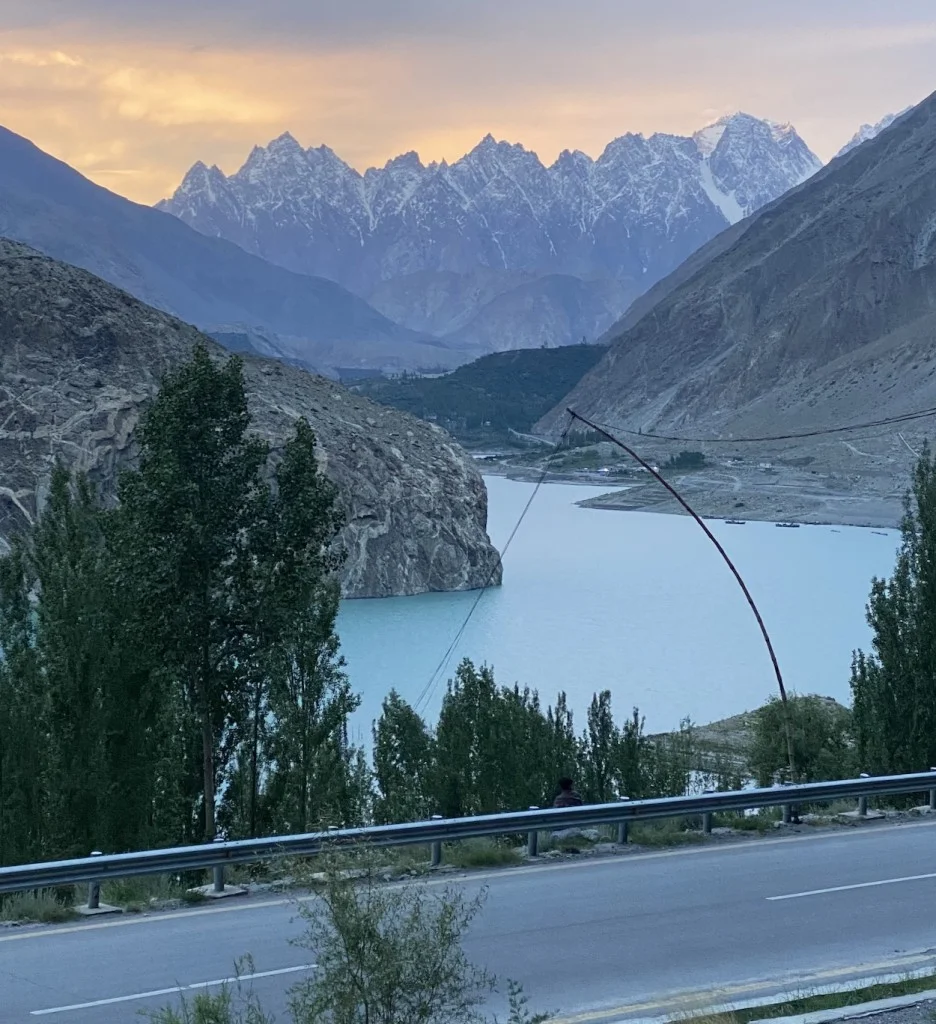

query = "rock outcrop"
0;241;501;598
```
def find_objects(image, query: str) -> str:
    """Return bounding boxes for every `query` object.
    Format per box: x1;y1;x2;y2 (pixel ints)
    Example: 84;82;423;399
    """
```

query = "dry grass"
0;888;76;924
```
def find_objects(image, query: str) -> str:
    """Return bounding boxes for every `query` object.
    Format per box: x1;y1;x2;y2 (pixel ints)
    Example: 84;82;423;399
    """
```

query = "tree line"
1;341;935;868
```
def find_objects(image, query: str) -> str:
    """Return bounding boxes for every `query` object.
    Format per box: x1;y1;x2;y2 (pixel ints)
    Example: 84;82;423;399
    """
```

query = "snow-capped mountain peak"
158;113;823;295
836;107;914;158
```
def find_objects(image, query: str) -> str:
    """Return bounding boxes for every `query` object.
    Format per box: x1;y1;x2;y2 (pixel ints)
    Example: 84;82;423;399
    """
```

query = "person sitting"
553;776;583;807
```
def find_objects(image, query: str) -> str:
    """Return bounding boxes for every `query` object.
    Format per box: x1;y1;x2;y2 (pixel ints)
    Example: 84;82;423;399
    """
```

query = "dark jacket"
553;790;583;808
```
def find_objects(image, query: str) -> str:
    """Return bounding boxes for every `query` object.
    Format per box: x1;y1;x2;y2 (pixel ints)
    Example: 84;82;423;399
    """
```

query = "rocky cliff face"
0;241;501;598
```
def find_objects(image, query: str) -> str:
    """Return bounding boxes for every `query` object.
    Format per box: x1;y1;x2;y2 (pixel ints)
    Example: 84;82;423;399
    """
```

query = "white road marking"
30;963;316;1016
767;871;936;901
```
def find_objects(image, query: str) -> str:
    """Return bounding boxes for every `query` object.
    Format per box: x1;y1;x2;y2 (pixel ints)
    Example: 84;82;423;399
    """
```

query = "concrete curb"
588;969;936;1024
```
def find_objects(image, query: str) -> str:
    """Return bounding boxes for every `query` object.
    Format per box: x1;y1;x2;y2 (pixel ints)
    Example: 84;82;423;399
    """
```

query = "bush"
747;694;854;786
0;888;76;924
153;848;550;1024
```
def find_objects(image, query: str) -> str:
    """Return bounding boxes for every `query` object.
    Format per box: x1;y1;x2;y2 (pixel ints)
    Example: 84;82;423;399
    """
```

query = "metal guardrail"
1;771;935;899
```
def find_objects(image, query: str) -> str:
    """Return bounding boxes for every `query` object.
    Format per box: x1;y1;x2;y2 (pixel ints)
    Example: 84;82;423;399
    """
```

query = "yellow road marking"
547;953;936;1023
2;817;934;944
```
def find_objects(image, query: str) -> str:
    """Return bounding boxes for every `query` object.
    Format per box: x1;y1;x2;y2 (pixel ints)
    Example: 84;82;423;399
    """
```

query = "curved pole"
567;409;796;782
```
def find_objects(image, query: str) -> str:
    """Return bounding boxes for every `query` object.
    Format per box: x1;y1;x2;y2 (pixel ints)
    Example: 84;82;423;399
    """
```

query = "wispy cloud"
0;2;933;203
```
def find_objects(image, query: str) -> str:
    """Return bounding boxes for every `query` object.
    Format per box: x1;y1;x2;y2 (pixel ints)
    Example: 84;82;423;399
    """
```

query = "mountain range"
0;125;458;377
159;113;822;355
536;90;936;462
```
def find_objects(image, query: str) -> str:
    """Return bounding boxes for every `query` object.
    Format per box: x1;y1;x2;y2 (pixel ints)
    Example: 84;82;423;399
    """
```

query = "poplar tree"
0;542;44;865
373;691;436;824
851;445;936;774
116;344;269;841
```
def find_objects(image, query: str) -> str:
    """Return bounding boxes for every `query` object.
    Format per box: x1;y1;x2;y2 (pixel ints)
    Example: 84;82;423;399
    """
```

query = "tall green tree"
0;541;44;865
116;344;270;841
852;446;936;774
230;417;349;837
30;467;112;857
258;581;362;834
581;691;618;803
372;691;436;824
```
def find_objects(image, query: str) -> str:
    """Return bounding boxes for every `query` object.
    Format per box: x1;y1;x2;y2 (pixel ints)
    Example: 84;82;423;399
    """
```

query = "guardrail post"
702;789;714;834
527;808;539;857
87;851;102;910
929;769;936;812
77;851;119;917
857;773;870;817
782;802;791;824
430;815;443;868
213;837;225;894
187;837;245;901
617;795;629;845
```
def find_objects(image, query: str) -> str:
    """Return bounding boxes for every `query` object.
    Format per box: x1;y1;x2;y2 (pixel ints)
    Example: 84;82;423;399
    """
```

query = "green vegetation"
443;838;524;869
372;664;708;824
0;888;75;924
352;343;606;445
678;972;936;1024
0;343;360;867
852;444;936;775
748;695;854;787
663;450;707;471
150;853;550;1024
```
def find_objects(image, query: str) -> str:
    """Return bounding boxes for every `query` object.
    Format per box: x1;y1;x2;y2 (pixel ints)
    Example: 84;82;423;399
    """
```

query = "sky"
1;0;935;205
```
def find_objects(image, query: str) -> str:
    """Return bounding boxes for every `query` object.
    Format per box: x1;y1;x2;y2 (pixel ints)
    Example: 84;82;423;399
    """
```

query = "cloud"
0;3;934;204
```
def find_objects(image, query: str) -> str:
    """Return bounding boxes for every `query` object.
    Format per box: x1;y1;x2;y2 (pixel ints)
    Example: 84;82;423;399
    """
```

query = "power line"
412;413;574;716
566;407;797;782
580;406;936;446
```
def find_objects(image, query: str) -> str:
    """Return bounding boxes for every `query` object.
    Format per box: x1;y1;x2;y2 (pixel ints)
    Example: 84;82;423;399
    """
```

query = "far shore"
480;465;903;532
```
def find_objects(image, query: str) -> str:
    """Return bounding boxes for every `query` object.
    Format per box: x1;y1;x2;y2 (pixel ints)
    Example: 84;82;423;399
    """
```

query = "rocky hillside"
537;90;936;466
159;114;820;354
0;125;455;376
0;241;501;598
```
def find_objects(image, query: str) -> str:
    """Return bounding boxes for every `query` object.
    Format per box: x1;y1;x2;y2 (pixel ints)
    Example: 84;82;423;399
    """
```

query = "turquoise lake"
336;476;901;746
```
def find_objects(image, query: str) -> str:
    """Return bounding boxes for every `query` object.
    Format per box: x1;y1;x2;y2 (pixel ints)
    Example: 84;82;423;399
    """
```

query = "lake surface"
336;476;901;746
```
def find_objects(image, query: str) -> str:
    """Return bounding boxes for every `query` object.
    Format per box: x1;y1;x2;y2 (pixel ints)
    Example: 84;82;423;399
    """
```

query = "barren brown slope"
0;240;501;598
536;95;936;443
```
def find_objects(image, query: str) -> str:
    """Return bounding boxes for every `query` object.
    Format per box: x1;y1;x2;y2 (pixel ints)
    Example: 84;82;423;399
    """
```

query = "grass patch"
719;812;776;833
630;820;706;848
101;874;179;912
0;888;76;924
443;838;523;869
677;972;936;1024
100;874;212;911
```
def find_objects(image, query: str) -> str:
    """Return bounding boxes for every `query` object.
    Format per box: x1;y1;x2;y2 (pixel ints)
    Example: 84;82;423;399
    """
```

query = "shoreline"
480;466;903;533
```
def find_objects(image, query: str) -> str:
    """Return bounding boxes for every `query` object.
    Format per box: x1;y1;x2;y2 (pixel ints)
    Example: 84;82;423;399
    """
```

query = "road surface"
3;820;936;1023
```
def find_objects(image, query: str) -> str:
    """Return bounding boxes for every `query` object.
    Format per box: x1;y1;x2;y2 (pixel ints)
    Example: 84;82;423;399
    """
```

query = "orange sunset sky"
1;0;935;206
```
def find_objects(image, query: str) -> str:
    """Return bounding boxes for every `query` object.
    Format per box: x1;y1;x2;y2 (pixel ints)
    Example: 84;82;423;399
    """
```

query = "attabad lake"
336;475;901;746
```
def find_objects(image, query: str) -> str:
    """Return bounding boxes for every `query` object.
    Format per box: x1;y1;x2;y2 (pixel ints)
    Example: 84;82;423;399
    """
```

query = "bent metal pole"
566;408;797;783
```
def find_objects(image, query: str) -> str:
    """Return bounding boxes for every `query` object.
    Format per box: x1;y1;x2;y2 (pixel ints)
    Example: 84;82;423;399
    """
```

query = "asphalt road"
4;820;936;1024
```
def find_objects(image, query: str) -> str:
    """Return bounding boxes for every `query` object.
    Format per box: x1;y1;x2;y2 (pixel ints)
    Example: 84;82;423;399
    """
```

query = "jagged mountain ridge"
836;108;913;158
0;239;501;598
0;125;458;377
160;114;821;349
535;90;936;463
